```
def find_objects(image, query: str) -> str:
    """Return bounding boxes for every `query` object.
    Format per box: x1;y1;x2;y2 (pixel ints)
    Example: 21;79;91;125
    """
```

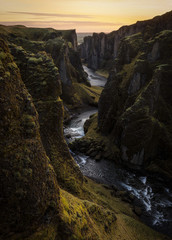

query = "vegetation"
0;14;172;240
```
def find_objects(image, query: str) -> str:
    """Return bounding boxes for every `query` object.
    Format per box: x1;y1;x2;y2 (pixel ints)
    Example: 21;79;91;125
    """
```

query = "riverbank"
64;66;172;238
95;69;109;78
83;65;107;87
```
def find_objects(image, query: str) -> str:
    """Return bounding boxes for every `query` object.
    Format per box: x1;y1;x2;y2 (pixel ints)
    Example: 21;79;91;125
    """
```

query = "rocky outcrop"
0;25;91;107
79;11;172;71
0;25;103;191
0;38;60;237
0;37;119;240
8;42;83;193
0;35;171;240
77;11;172;177
97;30;172;176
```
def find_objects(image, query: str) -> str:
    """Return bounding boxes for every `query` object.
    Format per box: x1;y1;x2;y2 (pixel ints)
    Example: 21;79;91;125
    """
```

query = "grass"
20;176;170;240
119;52;142;89
95;69;109;78
72;83;103;107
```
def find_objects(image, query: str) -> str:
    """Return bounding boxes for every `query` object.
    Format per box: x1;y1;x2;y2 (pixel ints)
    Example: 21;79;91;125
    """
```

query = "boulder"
134;206;143;216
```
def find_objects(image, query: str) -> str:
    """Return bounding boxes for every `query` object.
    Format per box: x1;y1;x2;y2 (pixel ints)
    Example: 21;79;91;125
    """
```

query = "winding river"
64;66;172;237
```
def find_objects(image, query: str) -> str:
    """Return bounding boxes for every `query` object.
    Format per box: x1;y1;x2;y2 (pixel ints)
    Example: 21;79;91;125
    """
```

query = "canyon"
78;10;172;177
0;10;172;240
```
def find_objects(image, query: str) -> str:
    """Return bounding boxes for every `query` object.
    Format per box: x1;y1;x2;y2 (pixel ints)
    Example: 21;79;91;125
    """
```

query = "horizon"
0;0;172;33
0;11;171;35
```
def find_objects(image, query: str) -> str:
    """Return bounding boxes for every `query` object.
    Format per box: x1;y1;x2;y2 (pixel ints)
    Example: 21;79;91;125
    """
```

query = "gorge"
0;10;172;240
66;68;172;237
78;10;172;177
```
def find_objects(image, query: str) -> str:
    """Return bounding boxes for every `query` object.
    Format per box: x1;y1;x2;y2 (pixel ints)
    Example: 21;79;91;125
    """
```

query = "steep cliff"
0;37;118;240
76;11;172;177
99;29;172;175
0;24;102;192
79;11;172;71
0;25;101;108
78;29;172;177
8;43;83;192
0;36;170;240
0;38;60;238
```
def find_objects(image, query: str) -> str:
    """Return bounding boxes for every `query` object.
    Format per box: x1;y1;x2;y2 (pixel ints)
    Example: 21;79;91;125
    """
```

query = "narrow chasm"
65;56;172;238
1;12;172;240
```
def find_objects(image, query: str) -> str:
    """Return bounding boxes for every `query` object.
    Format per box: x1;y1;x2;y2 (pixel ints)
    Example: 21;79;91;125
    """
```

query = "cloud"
0;20;122;27
8;11;93;19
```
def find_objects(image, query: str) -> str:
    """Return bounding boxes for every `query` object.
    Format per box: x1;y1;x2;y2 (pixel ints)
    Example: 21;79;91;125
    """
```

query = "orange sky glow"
0;0;171;33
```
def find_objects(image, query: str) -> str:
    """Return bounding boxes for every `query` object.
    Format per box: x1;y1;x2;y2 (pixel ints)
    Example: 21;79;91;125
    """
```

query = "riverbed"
83;65;107;87
64;66;172;237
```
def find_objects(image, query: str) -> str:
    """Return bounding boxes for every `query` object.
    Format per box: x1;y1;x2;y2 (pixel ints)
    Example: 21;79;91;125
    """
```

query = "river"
83;65;107;87
64;66;172;237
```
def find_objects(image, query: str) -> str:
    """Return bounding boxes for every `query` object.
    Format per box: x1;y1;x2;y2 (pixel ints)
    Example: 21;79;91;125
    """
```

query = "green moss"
120;214;168;240
7;62;18;70
41;81;47;86
155;30;172;40
72;83;103;107
68;42;73;48
0;25;171;240
22;114;36;130
60;190;96;239
0;51;7;60
156;64;169;70
60;189;117;240
125;32;144;50
64;177;81;194
23;114;34;122
95;69;109;78
5;71;10;77
119;52;142;89
28;57;43;64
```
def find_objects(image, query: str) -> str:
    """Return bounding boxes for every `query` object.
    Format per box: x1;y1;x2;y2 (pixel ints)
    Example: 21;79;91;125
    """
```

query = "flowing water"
83;65;107;86
64;66;172;237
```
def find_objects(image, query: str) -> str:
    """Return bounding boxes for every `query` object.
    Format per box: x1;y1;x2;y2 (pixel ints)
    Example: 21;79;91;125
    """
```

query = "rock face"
0;39;60;237
0;25;98;192
0;25;90;107
79;11;172;71
78;11;172;176
0;31;171;240
9;43;83;192
0;37;119;240
98;30;172;176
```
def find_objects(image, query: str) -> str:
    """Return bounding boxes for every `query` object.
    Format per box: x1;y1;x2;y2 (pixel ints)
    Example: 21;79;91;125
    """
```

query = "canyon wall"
0;24;101;191
98;29;172;176
0;25;93;108
76;11;172;177
0;24;171;240
0;32;115;240
9;43;83;192
0;37;119;240
0;38;61;237
79;11;172;71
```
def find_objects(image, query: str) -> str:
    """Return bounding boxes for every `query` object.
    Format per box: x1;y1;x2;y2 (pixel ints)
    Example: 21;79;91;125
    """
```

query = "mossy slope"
9;43;83;193
0;24;98;108
73;30;172;177
0;24;104;191
0;38;60;238
79;11;172;71
0;38;170;240
97;30;172;176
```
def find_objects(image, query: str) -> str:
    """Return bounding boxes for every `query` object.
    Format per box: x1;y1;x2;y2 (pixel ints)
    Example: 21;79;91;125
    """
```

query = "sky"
0;0;171;33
